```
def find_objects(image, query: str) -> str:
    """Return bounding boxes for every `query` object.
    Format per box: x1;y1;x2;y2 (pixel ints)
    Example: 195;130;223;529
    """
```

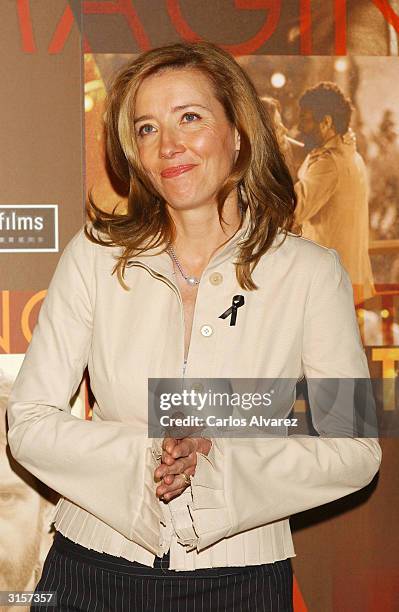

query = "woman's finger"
154;462;173;480
162;473;175;485
162;487;186;502
157;472;192;499
162;456;191;476
170;438;195;459
161;449;175;465
156;472;188;498
156;463;197;500
158;461;195;485
162;437;179;454
168;449;199;475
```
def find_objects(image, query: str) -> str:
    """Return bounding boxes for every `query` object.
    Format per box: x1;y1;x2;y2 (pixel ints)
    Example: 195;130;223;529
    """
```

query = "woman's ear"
234;128;241;152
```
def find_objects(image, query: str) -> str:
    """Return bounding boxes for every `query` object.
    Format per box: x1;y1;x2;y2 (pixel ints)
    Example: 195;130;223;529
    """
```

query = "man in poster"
294;81;375;304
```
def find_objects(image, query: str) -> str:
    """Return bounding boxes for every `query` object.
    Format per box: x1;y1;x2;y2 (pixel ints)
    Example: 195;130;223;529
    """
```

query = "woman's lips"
160;164;196;178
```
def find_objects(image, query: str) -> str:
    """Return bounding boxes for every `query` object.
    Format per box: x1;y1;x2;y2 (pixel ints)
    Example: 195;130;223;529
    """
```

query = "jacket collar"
126;206;252;280
322;134;342;150
322;132;356;154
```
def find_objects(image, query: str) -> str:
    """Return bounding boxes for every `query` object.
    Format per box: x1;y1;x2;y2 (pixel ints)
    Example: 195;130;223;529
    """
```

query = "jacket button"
200;324;213;337
191;382;204;393
209;272;223;285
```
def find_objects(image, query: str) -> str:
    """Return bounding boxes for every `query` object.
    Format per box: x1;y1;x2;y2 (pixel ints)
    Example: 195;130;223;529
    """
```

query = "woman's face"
133;68;240;211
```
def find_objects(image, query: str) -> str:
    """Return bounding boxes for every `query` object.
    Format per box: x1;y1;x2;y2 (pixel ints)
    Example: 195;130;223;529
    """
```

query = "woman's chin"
164;194;206;211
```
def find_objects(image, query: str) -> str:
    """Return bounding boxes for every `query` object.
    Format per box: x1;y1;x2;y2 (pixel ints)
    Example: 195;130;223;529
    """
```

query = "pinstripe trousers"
31;531;293;612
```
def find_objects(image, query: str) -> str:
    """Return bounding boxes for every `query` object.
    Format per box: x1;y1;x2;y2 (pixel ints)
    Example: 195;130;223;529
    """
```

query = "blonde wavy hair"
85;41;297;290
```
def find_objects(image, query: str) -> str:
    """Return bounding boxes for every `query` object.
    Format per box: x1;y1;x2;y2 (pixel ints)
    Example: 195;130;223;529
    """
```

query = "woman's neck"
167;195;242;274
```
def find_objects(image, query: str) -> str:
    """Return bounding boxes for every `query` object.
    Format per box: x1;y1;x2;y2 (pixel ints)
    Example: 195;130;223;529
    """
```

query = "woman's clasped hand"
154;436;212;502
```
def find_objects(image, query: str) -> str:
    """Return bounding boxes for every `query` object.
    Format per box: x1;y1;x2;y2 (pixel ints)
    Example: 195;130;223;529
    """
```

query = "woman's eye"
182;112;200;123
138;124;155;136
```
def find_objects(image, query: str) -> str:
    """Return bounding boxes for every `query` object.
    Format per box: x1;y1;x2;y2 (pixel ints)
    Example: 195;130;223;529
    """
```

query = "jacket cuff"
151;438;232;552
151;438;199;549
168;488;198;550
189;439;232;551
151;437;163;463
150;438;194;548
130;445;163;555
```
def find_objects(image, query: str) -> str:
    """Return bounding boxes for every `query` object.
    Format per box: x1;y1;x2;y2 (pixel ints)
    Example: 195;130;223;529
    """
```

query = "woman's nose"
159;129;185;159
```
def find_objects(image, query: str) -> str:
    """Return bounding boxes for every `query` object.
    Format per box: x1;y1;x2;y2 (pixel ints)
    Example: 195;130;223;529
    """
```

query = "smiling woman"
133;68;240;215
7;41;381;612
85;41;295;292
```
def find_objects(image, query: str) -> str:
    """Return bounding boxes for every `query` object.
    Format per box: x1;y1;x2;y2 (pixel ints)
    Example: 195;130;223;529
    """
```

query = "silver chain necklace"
167;246;200;286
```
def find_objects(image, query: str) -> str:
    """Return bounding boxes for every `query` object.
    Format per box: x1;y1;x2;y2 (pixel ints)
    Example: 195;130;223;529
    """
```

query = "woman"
7;42;381;611
260;96;304;179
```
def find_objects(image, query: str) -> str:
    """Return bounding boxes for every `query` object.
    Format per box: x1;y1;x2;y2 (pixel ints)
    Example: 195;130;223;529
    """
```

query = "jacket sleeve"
294;150;338;224
184;248;382;552
7;229;162;555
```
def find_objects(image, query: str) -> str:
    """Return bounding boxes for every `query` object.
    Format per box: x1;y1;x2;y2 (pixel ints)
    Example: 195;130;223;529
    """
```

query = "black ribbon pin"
219;295;245;326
